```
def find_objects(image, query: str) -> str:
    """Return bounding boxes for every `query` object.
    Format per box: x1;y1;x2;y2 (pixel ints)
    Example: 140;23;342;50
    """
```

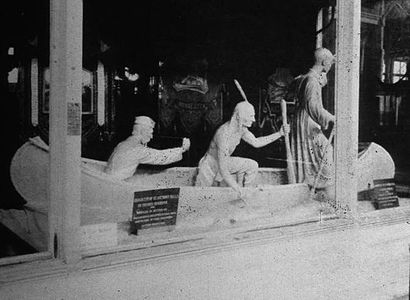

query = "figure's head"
132;116;155;144
233;101;255;128
314;48;335;74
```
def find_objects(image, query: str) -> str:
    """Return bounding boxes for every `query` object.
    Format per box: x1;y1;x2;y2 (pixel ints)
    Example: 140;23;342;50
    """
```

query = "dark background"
0;0;329;165
1;0;327;89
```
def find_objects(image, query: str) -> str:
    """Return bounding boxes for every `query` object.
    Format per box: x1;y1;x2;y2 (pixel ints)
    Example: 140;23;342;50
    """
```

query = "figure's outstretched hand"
280;123;290;136
182;138;191;152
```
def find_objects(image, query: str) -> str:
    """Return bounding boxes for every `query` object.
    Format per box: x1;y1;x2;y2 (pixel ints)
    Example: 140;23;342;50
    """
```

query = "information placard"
131;188;180;234
373;178;399;209
67;102;81;136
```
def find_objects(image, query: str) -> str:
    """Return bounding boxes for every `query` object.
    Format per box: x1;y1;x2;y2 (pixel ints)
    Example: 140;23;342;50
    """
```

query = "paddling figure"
195;101;289;199
105;116;190;180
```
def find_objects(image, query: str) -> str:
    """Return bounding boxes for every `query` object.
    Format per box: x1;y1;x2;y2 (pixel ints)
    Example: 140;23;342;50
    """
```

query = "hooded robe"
290;69;335;188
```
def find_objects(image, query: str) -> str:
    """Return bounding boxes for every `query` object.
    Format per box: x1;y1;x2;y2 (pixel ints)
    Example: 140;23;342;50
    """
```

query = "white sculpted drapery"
290;69;335;189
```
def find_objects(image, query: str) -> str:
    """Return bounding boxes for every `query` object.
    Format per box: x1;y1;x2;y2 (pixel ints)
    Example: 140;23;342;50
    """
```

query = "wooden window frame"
2;0;410;284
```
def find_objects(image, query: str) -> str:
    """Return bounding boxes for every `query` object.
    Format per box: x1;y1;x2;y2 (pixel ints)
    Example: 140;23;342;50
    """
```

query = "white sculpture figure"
105;116;190;180
290;48;335;196
195;101;289;198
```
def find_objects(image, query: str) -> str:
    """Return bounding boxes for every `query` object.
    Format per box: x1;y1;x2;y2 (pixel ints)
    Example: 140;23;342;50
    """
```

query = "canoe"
9;137;307;228
10;136;395;217
6;137;394;250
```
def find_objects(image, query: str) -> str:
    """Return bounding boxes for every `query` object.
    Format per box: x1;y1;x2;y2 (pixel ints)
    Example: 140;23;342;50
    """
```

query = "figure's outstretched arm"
139;138;190;166
139;147;183;165
242;128;286;148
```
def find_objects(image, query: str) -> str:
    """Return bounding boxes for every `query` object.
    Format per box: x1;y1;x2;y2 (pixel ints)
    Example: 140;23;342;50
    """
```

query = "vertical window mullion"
334;0;361;216
48;0;83;263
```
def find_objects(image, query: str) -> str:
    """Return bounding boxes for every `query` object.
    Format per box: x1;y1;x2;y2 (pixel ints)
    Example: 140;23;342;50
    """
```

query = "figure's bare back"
208;123;243;159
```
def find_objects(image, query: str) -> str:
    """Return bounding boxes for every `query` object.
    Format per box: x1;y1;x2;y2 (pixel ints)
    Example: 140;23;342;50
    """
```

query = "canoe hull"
9;138;395;228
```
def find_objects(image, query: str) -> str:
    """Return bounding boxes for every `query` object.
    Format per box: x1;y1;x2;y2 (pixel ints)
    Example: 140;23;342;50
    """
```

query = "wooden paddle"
280;99;296;184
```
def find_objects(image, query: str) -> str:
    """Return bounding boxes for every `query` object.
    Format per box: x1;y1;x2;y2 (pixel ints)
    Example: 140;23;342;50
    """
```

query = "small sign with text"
131;188;180;234
373;178;399;210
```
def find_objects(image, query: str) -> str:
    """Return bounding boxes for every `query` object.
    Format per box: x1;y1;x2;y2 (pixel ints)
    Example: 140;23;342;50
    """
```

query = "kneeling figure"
195;101;289;198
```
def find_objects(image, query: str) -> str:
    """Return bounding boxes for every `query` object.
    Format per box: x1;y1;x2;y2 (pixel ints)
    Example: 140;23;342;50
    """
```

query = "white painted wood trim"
48;0;83;264
1;204;408;284
380;0;385;78
0;252;51;267
316;8;323;48
335;0;361;216
30;58;39;127
361;11;379;25
97;62;105;126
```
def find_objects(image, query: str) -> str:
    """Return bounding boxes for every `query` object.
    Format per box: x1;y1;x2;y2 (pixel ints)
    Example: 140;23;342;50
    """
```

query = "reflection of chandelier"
124;67;139;81
173;75;209;94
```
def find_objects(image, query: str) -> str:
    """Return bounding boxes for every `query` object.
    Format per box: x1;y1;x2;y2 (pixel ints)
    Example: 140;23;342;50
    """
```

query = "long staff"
280;99;296;184
310;128;336;200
